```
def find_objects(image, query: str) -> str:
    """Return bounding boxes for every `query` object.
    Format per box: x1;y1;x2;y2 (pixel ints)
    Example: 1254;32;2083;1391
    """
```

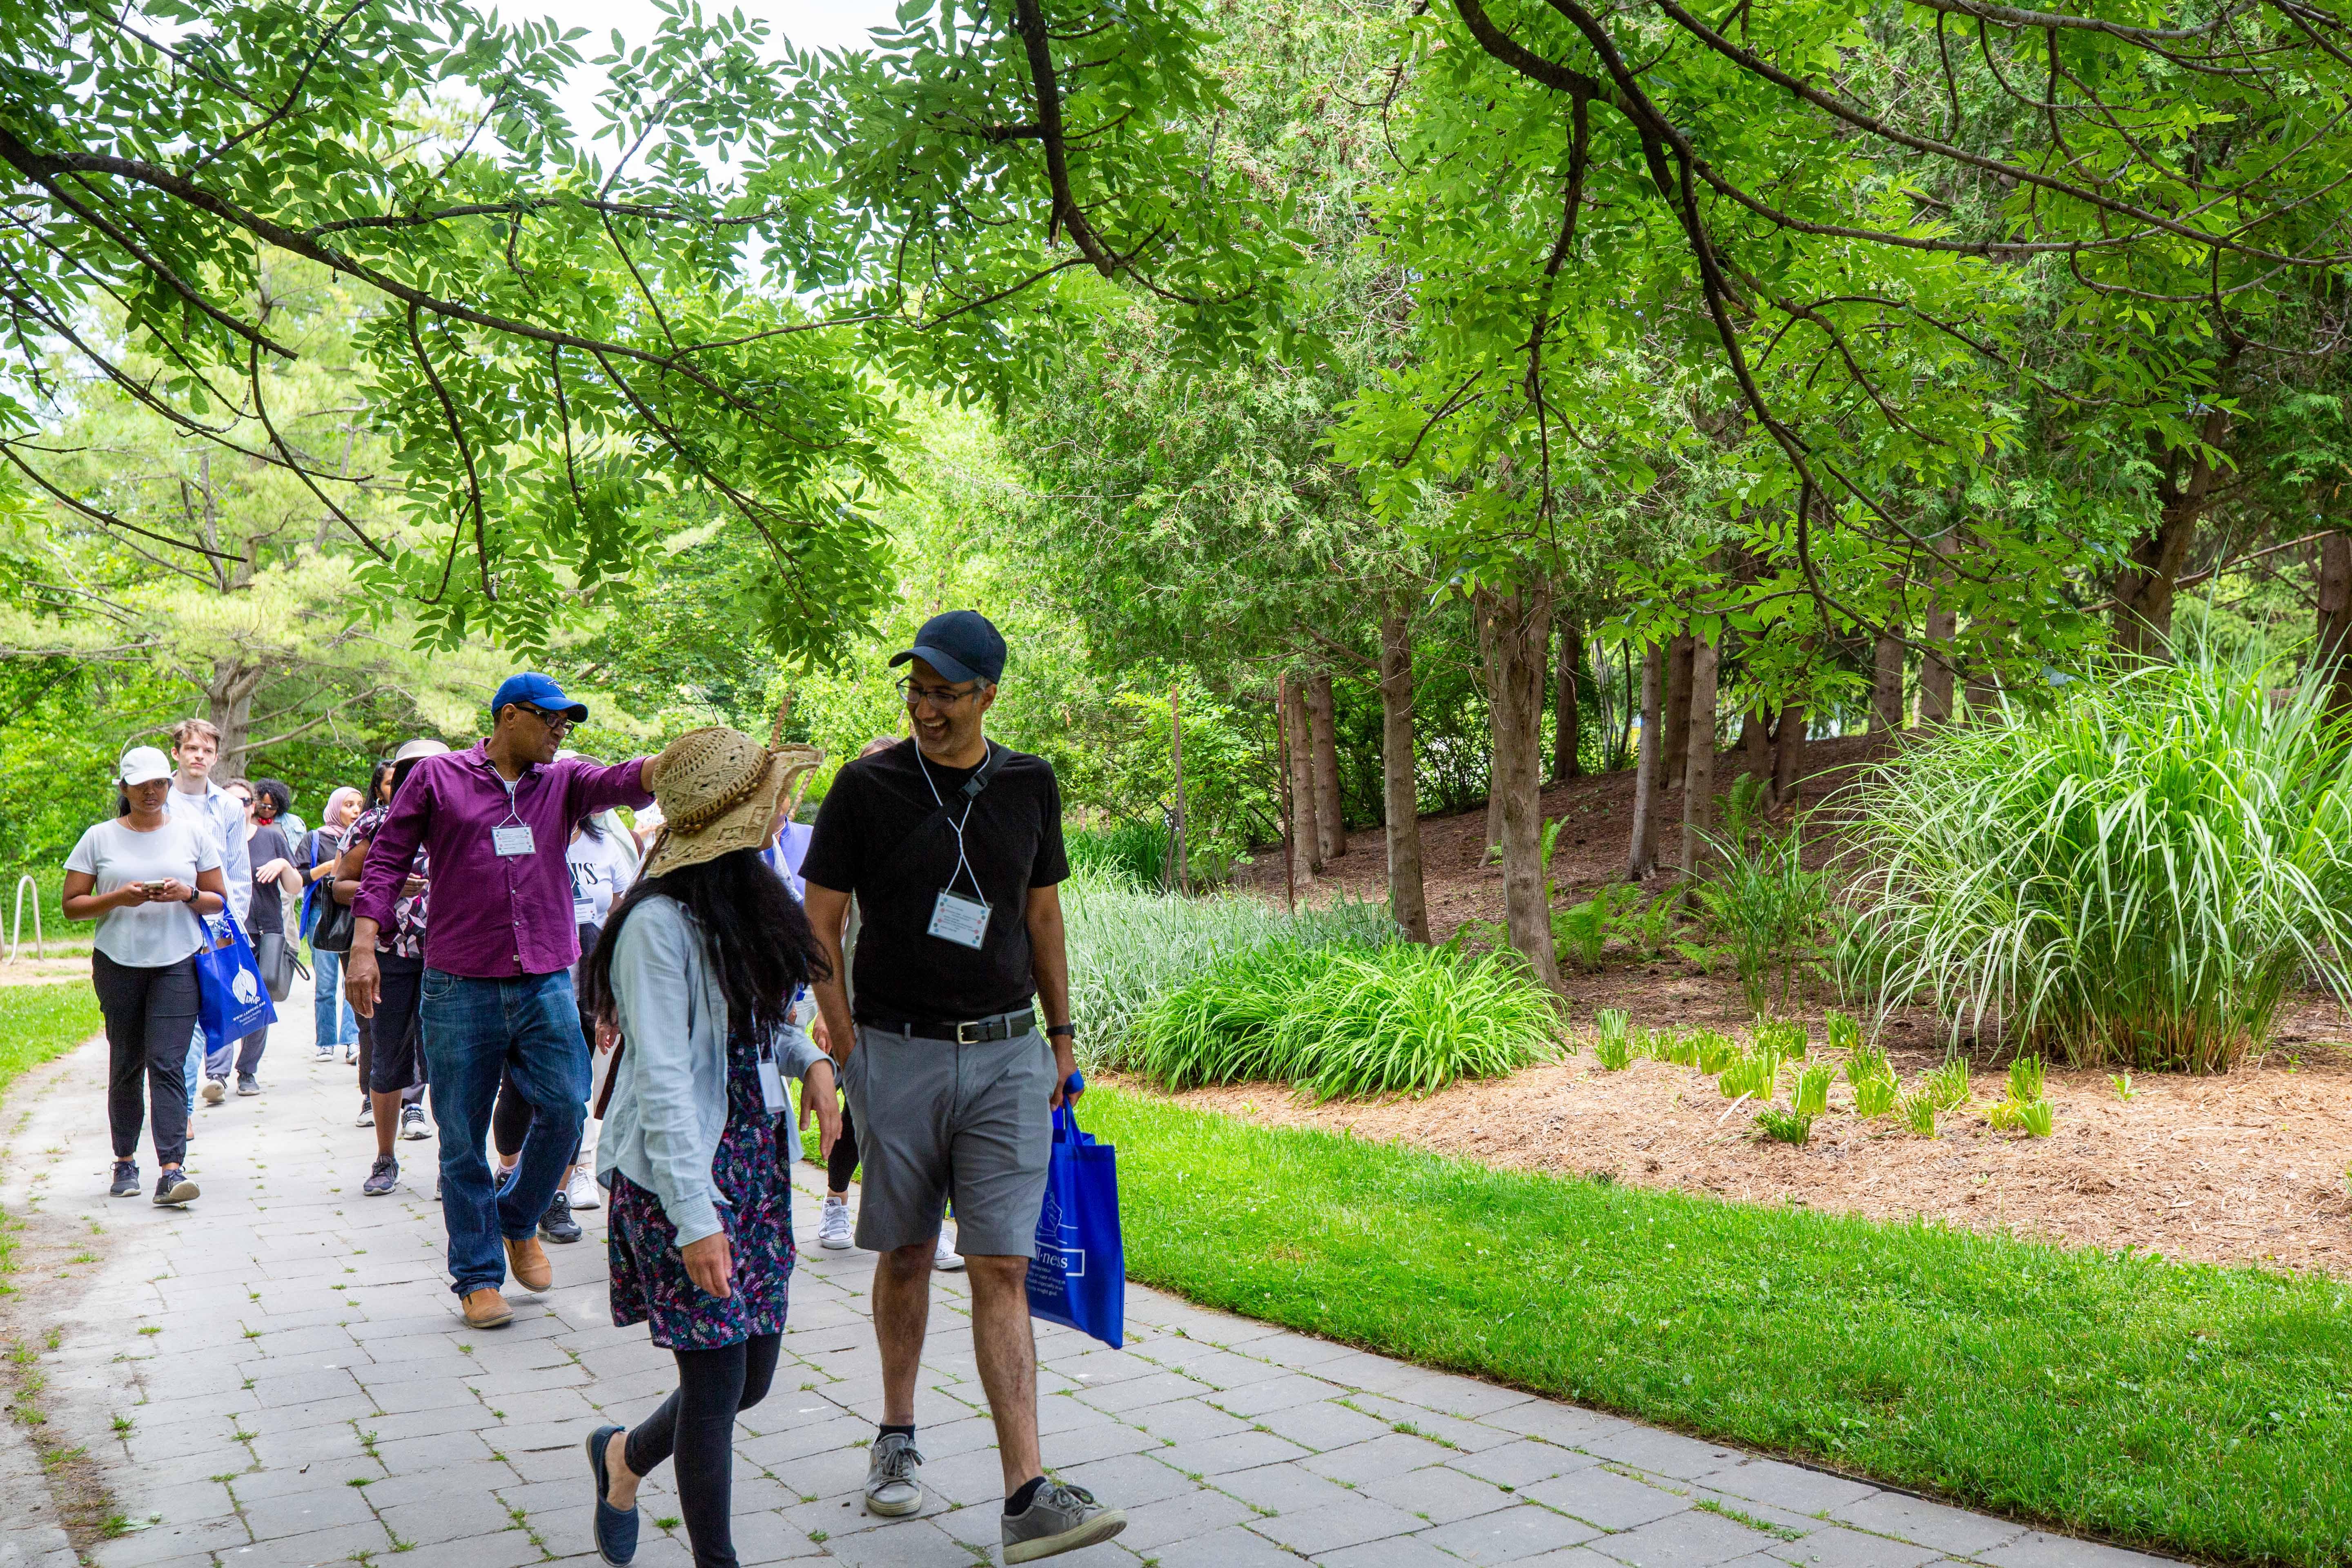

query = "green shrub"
1849;649;2352;1073
1692;1030;1739;1074
1898;1091;1940;1138
2006;1054;2047;1103
1793;1063;1833;1116
1592;1008;1633;1070
1753;1018;1808;1057
1695;820;1834;1018
1129;941;1563;1099
1844;1042;1892;1085
1852;1076;1899;1117
1924;1058;1972;1111
1824;1009;1861;1054
1553;884;1639;971
2017;1099;2055;1137
1756;1106;1814;1145
1719;1050;1781;1103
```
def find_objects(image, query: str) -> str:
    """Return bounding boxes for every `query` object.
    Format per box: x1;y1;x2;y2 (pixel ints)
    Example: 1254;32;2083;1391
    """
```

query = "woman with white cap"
61;746;232;1206
579;725;840;1568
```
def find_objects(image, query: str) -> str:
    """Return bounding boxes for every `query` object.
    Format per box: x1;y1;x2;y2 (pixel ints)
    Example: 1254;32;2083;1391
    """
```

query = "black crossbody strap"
873;741;1009;890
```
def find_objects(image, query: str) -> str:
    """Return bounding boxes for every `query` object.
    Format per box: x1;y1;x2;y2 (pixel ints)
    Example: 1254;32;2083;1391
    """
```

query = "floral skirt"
606;1042;796;1350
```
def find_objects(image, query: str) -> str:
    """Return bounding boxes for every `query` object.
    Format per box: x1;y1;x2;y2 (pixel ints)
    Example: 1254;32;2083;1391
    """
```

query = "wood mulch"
1205;732;2352;1278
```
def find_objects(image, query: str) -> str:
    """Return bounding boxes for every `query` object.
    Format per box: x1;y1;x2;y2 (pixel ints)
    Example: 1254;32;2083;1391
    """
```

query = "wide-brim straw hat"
642;726;822;879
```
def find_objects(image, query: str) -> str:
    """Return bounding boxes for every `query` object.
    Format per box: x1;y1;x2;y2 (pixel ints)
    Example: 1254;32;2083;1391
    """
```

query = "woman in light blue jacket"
576;726;839;1568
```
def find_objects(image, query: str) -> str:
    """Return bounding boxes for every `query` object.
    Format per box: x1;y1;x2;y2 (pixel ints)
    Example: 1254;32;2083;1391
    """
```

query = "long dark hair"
583;847;828;1042
368;758;397;805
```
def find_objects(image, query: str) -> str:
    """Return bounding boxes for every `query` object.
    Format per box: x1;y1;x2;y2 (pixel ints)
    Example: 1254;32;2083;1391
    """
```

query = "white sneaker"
314;1042;335;1062
934;1228;964;1273
817;1198;853;1251
565;1166;599;1211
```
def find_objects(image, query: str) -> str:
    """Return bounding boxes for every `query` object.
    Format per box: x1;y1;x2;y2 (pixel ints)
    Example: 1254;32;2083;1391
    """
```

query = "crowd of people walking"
62;610;1125;1566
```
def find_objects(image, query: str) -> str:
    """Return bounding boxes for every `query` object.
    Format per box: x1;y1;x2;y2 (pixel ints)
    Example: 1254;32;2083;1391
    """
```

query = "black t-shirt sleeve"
1031;764;1068;887
799;764;867;895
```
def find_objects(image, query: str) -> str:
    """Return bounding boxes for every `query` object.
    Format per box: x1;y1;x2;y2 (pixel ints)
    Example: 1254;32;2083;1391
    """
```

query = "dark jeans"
91;952;196;1167
624;1335;781;1568
419;968;587;1295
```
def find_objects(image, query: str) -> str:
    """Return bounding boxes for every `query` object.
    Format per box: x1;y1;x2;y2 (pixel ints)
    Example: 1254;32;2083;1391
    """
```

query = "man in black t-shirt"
802;610;1124;1564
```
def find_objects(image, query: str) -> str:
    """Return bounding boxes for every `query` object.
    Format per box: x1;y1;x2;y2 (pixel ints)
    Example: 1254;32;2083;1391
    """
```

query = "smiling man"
800;610;1123;1564
347;674;655;1330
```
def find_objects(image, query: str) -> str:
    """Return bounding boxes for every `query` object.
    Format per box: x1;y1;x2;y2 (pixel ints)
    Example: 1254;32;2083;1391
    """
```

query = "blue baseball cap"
490;672;588;723
889;610;1007;686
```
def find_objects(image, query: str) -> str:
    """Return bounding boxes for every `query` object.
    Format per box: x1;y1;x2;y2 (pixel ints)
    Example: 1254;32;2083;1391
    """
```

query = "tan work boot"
505;1235;552;1292
461;1287;514;1329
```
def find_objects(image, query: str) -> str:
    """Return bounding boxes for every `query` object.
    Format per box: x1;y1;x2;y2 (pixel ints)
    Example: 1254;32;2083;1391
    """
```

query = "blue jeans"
311;948;356;1051
420;968;588;1296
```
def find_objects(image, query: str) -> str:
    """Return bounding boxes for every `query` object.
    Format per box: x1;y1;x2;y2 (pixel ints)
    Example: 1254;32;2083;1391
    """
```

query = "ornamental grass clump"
1592;1009;1634;1071
1692;1030;1739;1075
1793;1063;1834;1116
1848;650;2352;1074
1824;1009;1862;1054
1129;940;1561;1100
1852;1075;1899;1117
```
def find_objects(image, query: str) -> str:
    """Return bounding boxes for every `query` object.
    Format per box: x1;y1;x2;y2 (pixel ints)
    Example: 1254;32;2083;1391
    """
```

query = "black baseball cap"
889;610;1007;686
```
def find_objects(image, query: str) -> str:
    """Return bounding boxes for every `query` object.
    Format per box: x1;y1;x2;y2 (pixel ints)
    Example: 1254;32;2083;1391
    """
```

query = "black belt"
867;1007;1036;1045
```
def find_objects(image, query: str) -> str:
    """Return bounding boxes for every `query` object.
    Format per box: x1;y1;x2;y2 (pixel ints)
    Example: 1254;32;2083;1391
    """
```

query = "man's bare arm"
1028;883;1077;1105
803;882;855;1065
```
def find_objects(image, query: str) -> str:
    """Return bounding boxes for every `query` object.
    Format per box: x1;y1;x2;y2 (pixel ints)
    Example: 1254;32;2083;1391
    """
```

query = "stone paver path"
0;979;2176;1568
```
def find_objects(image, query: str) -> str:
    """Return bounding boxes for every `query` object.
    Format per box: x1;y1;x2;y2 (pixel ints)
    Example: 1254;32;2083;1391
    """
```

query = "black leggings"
91;952;196;1167
492;1067;583;1165
623;1334;780;1568
827;1099;859;1192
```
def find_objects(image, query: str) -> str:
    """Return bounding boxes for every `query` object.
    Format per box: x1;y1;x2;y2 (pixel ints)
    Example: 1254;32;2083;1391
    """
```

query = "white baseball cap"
117;746;173;786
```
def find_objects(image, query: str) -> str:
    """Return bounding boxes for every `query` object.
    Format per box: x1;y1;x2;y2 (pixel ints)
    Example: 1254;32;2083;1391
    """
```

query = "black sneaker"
236;1074;261;1097
539;1191;582;1244
153;1169;199;1207
362;1154;399;1197
109;1160;139;1198
399;1104;429;1140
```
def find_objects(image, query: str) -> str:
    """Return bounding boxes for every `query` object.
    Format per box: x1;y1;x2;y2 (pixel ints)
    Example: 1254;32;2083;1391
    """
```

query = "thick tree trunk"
1627;644;1664;880
1920;535;1958;723
208;659;264;777
1679;636;1719;882
1871;624;1905;731
2114;407;2230;659
1477;583;1563;988
1281;678;1319;883
1306;672;1347;861
2318;533;2352;722
1662;633;1694;788
1378;608;1430;942
1740;705;1772;784
1552;619;1583;782
1773;704;1806;811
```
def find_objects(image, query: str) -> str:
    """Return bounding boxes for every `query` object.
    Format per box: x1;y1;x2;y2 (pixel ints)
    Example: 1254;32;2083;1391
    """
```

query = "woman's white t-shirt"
65;817;223;967
566;825;639;929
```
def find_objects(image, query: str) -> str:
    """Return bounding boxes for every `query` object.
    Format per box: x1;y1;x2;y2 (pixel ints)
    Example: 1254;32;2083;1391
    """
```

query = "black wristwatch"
1046;1023;1076;1040
184;888;201;905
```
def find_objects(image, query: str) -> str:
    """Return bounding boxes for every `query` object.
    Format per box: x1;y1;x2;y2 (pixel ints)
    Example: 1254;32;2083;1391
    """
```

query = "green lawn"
0;980;100;1104
1084;1088;2352;1568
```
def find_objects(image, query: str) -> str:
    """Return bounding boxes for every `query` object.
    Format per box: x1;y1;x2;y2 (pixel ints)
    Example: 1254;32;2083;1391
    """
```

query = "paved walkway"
0;978;2173;1568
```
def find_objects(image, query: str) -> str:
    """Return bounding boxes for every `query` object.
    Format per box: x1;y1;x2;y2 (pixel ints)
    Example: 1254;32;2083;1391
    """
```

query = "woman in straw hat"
579;725;842;1568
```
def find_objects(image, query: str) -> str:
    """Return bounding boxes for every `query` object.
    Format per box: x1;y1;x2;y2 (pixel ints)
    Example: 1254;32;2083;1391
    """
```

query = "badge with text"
756;1053;789;1114
491;822;537;858
927;888;991;950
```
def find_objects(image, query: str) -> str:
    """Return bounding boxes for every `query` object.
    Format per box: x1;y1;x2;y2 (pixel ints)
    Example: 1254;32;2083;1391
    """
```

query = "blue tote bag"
1026;1099;1125;1349
189;906;276;1055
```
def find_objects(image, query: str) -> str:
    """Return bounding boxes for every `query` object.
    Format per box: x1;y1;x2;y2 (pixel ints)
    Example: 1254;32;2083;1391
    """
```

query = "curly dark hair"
583;848;829;1041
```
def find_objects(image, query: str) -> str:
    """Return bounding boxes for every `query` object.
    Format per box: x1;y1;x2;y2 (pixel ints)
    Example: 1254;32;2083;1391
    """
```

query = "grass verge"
0;982;100;1107
1088;1087;2352;1568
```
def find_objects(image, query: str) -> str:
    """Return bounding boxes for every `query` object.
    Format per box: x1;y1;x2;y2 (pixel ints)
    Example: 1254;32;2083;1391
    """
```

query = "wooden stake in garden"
1275;676;1298;912
1170;682;1189;894
1679;634;1719;893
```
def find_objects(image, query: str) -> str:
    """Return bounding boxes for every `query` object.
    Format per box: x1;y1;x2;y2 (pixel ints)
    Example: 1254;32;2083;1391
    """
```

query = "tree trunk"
1552;619;1583;782
208;658;264;777
1662;633;1694;788
1378;607;1430;942
1773;704;1806;811
1920;535;1957;723
1280;678;1319;885
1871;624;1905;732
1679;636;1719;882
1740;704;1772;784
1306;672;1346;861
1477;583;1563;988
2318;533;2352;722
1627;643;1664;881
2114;405;2231;659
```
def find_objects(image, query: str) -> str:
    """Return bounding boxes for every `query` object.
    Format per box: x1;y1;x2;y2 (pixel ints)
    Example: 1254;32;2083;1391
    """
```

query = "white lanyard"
915;743;989;902
491;775;536;858
916;744;993;949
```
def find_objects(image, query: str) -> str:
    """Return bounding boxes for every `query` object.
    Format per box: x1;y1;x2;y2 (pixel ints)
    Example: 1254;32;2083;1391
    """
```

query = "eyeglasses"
510;701;577;737
895;677;982;712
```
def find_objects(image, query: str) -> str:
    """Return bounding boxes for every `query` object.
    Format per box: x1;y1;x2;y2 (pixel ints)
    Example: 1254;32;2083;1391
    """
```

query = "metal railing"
7;873;42;962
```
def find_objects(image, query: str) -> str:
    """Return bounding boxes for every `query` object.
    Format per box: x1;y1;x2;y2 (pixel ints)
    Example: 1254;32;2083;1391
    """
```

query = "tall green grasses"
1129;941;1563;1099
1065;817;1176;889
1063;869;1395;1069
1851;652;2352;1073
1695;819;1834;1018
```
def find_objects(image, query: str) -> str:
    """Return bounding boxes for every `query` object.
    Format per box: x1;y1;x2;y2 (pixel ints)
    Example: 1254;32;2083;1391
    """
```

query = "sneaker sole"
153;1179;199;1207
1004;1511;1127;1563
200;1082;225;1105
863;1487;924;1518
236;1086;260;1097
400;1124;430;1140
820;1237;855;1251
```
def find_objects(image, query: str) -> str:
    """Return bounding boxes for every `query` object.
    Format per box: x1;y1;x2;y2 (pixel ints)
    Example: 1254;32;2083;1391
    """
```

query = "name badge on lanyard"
492;822;537;857
928;888;991;950
756;1041;789;1114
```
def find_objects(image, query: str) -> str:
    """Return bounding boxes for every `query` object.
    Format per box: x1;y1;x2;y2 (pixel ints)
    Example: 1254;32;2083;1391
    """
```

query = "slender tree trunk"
1305;672;1346;861
2318;533;2352;722
1773;704;1807;811
1169;685;1188;893
1662;633;1694;788
1740;704;1772;784
1477;583;1563;987
2115;405;2231;659
1920;535;1957;722
1281;678;1319;885
1679;636;1719;883
1552;619;1583;782
1627;644;1663;880
1378;607;1429;942
1871;624;1905;732
208;659;264;776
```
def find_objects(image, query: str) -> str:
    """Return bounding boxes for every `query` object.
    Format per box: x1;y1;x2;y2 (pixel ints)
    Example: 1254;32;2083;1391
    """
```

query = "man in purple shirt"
347;673;654;1329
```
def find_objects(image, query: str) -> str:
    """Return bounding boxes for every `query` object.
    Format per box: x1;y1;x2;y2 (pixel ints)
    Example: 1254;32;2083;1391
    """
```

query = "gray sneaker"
862;1432;924;1517
1003;1481;1125;1563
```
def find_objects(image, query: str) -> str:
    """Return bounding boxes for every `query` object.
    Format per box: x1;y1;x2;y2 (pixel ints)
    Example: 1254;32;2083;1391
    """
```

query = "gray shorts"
842;1024;1054;1258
